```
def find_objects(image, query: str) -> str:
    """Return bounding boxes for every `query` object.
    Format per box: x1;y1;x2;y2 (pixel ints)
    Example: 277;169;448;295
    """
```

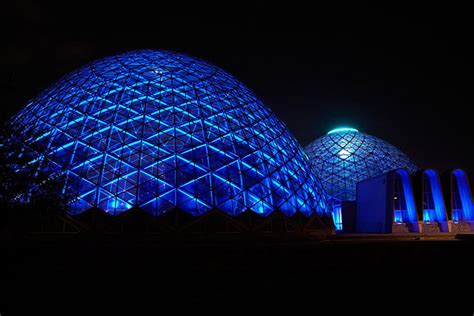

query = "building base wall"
451;220;473;232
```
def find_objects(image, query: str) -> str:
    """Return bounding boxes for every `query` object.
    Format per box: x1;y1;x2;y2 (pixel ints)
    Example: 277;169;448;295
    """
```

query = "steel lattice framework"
11;50;327;216
305;128;418;202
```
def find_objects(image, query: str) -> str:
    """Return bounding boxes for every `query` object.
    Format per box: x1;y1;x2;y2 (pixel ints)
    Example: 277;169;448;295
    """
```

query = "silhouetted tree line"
0;123;76;232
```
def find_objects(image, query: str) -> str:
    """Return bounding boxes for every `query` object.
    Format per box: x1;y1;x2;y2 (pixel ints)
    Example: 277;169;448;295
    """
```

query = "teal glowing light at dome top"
327;127;359;135
305;128;418;203
9;49;327;217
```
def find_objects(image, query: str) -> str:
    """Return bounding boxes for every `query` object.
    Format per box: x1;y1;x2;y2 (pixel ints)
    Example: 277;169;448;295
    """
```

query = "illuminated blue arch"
11;50;327;217
393;169;418;225
422;169;448;229
451;169;474;222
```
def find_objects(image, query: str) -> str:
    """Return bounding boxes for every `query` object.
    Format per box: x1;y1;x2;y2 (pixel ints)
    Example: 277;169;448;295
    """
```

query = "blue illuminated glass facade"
11;50;327;217
305;128;418;202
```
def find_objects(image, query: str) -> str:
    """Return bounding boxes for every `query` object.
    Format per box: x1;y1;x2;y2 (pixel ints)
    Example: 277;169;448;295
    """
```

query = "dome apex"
327;127;359;135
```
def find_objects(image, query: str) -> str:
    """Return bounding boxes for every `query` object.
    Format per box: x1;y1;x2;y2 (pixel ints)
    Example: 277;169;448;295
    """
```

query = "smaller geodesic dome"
305;127;418;202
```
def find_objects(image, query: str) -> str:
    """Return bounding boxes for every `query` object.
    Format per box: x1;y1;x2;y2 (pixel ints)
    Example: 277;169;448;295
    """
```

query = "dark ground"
3;237;474;315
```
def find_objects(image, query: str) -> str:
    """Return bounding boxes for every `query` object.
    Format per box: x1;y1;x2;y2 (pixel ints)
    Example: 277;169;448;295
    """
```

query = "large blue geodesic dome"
305;128;418;202
11;49;327;217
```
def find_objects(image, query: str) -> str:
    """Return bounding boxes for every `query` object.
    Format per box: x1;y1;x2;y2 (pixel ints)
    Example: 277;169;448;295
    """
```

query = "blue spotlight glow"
332;204;343;231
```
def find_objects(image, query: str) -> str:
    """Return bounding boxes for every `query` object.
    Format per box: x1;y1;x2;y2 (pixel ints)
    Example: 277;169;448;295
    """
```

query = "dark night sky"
5;2;474;172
